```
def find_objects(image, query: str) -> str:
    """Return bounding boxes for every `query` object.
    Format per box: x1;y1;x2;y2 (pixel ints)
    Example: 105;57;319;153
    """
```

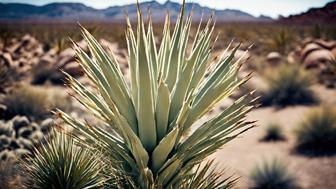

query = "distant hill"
0;1;272;23
280;1;336;24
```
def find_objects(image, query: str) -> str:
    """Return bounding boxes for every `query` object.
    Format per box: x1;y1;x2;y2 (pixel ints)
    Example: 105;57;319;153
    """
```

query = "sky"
0;0;333;18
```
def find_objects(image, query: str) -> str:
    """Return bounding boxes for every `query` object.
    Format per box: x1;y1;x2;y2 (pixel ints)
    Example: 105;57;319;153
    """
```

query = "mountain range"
280;1;336;24
0;1;272;23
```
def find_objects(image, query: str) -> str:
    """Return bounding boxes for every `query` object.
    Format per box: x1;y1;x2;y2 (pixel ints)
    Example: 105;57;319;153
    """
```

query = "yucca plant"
24;131;104;189
57;1;255;188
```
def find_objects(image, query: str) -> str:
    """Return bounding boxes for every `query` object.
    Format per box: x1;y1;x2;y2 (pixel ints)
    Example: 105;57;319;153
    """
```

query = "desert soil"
212;85;336;189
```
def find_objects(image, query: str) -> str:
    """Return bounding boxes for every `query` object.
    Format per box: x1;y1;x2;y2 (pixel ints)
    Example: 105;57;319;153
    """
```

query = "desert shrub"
261;123;285;142
24;131;104;189
250;159;298;189
295;107;336;156
31;63;64;85
261;65;318;107
1;85;50;120
1;84;72;120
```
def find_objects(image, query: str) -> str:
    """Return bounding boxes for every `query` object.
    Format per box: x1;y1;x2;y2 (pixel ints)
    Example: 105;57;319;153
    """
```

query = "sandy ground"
212;85;336;189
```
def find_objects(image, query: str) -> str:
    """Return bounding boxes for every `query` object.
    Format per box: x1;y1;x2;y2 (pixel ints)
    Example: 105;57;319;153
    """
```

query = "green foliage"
295;107;336;156
24;131;104;189
261;65;318;107
250;159;298;189
261;123;285;142
57;2;255;188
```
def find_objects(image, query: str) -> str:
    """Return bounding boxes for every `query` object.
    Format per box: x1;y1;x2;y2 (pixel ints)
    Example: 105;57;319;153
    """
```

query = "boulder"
314;39;336;50
266;52;281;66
62;61;84;77
0;52;14;67
331;47;336;59
303;49;334;69
12;116;30;132
300;43;322;61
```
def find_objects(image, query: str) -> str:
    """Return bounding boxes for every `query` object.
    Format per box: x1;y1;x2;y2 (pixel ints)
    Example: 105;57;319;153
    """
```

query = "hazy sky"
0;0;333;18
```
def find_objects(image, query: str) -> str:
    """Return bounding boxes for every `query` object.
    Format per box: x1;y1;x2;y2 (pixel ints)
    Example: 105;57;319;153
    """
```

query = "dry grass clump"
250;159;298;189
31;62;64;85
260;123;286;142
261;64;318;107
295;107;336;156
1;84;72;120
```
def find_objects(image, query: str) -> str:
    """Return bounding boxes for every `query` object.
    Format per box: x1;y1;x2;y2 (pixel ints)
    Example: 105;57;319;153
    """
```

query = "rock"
9;140;21;150
40;118;53;134
331;47;336;59
0;104;6;117
0;135;10;147
303;49;334;69
0;52;14;67
30;122;39;132
287;51;299;64
77;39;88;52
30;130;44;143
46;48;58;57
12;116;30;132
0;121;13;137
59;48;75;58
58;48;75;67
18;127;33;139
0;150;16;161
266;52;282;66
314;39;336;50
62;61;83;77
300;43;322;61
17;137;33;150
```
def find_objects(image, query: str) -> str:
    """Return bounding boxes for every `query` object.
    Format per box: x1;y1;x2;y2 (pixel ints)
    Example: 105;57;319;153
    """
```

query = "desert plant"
295;107;336;155
261;64;317;107
24;131;104;189
1;85;50;120
57;2;255;188
1;84;72;120
250;159;298;189
261;123;285;142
